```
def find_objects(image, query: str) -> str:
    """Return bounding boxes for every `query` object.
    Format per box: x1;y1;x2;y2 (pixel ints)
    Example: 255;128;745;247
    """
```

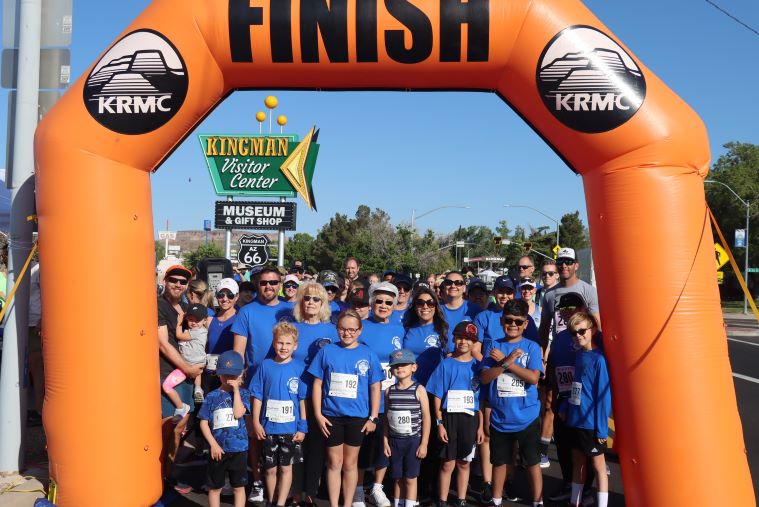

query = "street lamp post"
411;205;470;231
705;179;751;314
503;204;560;248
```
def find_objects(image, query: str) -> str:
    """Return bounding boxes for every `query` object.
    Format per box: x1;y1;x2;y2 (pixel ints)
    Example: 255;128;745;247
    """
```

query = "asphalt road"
168;316;759;507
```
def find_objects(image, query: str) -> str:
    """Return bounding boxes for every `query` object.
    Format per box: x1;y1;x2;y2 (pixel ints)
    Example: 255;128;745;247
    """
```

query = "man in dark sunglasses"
289;260;306;281
440;270;483;346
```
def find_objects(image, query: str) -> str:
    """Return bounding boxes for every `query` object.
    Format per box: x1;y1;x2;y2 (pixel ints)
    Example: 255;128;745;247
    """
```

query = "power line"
704;0;759;37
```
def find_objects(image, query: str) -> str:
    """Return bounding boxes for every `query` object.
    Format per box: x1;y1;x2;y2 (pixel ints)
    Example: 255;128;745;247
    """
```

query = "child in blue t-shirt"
251;322;308;507
426;321;484;507
480;300;545;507
198;350;251;507
564;312;611;507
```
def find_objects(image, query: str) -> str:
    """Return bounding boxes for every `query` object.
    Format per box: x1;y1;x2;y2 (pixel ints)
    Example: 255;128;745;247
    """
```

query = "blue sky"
3;0;758;240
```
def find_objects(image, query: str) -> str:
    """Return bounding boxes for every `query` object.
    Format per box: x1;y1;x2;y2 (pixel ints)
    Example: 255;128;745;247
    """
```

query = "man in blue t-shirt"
480;300;545;507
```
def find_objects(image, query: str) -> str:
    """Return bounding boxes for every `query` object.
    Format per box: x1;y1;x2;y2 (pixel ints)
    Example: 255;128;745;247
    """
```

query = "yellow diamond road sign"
715;243;729;270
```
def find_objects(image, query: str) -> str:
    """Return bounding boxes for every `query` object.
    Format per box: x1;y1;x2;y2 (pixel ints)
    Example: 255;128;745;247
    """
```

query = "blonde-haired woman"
188;279;215;319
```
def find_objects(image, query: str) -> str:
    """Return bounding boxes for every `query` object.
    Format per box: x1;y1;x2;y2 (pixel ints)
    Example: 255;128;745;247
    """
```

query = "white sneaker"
352;502;367;507
370;487;391;507
248;481;264;502
172;403;191;423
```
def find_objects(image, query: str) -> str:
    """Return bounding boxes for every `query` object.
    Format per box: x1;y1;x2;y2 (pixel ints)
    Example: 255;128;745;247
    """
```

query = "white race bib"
555;366;575;394
381;363;396;391
387;410;413;435
569;382;582;406
328;372;359;399
446;390;475;414
496;373;526;397
266;399;295;423
205;354;219;371
554;310;568;335
213;407;237;430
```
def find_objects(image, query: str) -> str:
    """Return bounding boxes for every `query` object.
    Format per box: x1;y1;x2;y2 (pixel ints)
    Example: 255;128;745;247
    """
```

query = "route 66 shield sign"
238;234;269;267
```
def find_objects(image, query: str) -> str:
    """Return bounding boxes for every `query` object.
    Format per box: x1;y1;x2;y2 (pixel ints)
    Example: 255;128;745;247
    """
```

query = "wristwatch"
435;418;444;426
500;360;510;371
367;416;379;424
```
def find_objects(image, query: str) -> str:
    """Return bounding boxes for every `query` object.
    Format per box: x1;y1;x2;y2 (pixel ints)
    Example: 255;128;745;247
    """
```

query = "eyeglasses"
303;295;322;303
443;279;465;287
374;299;394;306
259;280;280;286
284;283;299;289
338;327;360;335
556;259;575;266
166;277;188;286
414;299;436;308
215;291;234;299
518;265;533;270
541;271;557;277
572;328;591;336
503;317;526;326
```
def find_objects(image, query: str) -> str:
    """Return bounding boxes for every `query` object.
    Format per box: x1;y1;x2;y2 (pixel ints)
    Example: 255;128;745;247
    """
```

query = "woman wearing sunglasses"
281;274;300;303
402;287;449;387
203;278;240;393
564;312;610;507
291;281;339;507
188;279;215;319
518;277;542;328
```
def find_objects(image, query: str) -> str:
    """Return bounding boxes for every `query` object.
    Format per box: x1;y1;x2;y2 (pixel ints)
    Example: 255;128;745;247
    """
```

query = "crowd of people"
157;248;611;507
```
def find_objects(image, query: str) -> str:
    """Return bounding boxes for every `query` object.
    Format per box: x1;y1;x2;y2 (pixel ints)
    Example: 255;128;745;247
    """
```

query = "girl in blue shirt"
308;310;383;507
565;312;611;507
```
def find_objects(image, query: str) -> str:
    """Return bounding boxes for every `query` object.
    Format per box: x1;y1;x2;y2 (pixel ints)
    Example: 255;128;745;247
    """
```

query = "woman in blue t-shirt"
308;310;383;507
202;278;239;395
403;287;449;386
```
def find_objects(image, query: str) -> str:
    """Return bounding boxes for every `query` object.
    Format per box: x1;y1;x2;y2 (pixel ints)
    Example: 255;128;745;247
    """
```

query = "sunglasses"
291;268;304;274
414;299;435;308
215;291;234;299
503;317;526;326
374;299;394;306
325;286;339;293
559;305;578;312
556;259;575;266
396;285;411;292
518;265;533;270
284;283;299;289
572;327;591;336
541;271;557;277
443;279;466;287
259;280;280;286
166;277;188;286
520;286;535;291
303;295;322;303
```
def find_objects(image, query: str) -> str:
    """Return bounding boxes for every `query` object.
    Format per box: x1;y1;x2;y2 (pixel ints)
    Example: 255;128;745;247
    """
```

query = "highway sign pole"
745;201;750;314
0;0;41;474
278;197;285;267
225;196;232;260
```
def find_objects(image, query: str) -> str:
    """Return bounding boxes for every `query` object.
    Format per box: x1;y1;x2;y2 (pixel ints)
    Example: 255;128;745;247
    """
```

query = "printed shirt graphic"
426;357;481;412
197;388;251;453
403;323;446;386
250;359;307;435
307;343;383;418
481;337;543;433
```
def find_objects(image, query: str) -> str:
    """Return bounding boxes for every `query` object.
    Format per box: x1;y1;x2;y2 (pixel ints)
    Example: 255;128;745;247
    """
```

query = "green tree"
155;240;165;263
284;232;315;269
182;242;225;270
559;211;589;250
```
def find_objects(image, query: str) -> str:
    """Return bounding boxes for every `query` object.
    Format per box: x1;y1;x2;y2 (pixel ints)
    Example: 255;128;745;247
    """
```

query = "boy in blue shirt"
480;300;545;507
198;350;250;507
251;322;308;507
427;321;484;507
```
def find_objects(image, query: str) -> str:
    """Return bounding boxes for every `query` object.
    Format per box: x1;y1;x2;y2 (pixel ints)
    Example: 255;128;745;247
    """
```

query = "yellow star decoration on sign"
280;127;315;209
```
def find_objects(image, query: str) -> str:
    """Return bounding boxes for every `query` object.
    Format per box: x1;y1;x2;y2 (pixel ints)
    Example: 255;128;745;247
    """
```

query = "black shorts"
207;450;248;490
439;412;477;462
358;413;390;469
489;417;541;467
262;434;303;469
571;428;607;457
325;416;365;447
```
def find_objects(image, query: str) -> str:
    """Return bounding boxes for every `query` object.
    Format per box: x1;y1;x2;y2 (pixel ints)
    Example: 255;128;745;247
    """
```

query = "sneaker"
193;388;205;404
370;486;391;507
456;500;467;507
539;453;550;468
249;481;265;502
173;482;192;495
547;484;571;502
171;403;191;424
480;482;493;504
352;503;367;507
503;482;521;503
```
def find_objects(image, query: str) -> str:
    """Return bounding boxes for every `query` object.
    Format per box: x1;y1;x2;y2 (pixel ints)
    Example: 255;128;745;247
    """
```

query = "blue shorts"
389;436;422;479
160;376;194;418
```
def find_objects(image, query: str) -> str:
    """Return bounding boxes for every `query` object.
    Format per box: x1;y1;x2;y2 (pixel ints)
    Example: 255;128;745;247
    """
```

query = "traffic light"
493;236;502;245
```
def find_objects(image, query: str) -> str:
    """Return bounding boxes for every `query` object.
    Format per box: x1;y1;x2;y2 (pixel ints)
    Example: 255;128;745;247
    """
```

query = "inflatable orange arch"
34;1;753;505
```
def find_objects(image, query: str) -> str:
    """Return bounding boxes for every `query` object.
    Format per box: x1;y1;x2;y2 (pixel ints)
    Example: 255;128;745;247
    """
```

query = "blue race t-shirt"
250;359;307;435
403;323;446;386
389;306;409;326
292;321;339;369
307;343;383;418
441;301;482;344
207;314;237;355
231;299;293;376
361;318;404;412
426;356;481;413
480;337;543;433
197;388;252;453
566;348;612;438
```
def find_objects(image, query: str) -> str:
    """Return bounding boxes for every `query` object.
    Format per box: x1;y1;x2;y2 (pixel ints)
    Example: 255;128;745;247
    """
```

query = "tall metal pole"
278;197;285;267
745;200;750;314
225;196;232;259
0;0;42;474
